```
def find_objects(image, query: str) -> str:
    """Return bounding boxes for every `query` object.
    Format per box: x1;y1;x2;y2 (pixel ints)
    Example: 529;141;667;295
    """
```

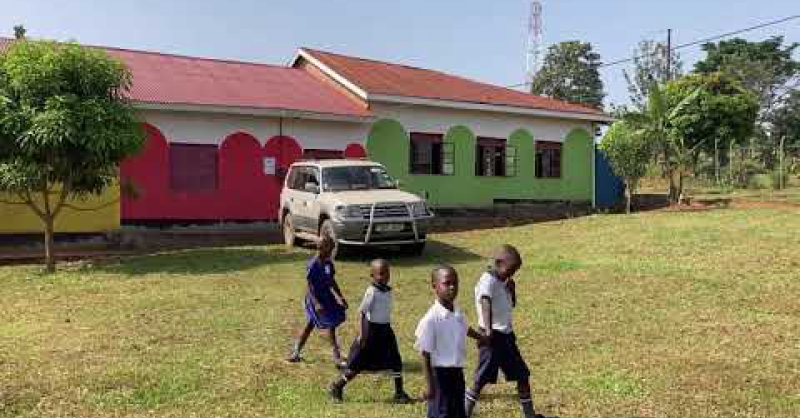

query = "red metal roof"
300;48;606;117
0;38;371;118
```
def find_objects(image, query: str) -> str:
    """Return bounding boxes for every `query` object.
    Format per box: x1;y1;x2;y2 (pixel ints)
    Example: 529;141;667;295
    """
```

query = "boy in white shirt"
465;245;543;418
415;265;486;418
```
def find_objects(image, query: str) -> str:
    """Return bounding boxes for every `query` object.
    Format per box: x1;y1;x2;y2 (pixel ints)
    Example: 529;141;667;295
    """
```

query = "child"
416;265;486;418
287;234;349;368
328;259;411;403
464;244;542;418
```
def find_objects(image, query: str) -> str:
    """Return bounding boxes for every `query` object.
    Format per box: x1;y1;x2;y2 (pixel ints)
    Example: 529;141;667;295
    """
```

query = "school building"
0;38;614;234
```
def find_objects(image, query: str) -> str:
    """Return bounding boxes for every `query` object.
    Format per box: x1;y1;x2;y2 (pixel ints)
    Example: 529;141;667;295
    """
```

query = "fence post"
779;136;786;190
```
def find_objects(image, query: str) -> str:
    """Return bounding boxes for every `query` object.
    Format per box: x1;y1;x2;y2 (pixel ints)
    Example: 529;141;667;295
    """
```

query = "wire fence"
684;143;800;191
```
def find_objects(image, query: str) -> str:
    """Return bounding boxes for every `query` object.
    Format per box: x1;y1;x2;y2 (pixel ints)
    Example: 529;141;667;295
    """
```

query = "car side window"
307;168;320;187
289;167;306;191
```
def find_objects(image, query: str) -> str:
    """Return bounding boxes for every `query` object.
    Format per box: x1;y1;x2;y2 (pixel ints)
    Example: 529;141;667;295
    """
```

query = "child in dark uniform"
328;259;411;403
416;265;487;418
287;235;349;368
464;244;543;418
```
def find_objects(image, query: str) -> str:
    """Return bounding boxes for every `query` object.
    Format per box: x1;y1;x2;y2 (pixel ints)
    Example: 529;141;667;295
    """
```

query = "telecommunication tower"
525;0;543;86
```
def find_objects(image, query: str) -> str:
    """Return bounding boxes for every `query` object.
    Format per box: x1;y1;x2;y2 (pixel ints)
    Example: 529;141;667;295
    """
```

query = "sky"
1;0;798;107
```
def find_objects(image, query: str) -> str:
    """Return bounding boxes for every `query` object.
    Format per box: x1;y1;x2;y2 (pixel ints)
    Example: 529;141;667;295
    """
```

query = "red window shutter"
169;143;218;192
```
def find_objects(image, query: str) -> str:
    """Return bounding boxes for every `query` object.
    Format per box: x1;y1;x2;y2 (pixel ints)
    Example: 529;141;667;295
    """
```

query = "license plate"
375;223;405;232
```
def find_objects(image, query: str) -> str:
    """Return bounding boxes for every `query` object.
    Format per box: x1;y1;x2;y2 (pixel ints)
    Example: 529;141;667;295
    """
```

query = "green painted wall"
366;118;593;208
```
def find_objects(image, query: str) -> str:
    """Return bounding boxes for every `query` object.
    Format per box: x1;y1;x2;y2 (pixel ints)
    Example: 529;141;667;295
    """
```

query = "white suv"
279;160;433;255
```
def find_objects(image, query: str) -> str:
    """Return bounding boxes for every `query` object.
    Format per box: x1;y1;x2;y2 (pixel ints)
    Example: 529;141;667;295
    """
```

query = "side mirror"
304;182;320;194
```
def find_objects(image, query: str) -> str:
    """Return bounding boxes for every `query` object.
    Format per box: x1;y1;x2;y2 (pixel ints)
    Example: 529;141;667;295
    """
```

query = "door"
290;166;321;232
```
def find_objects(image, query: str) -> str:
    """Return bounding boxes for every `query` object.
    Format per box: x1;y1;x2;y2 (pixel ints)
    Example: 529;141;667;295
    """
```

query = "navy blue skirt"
346;322;402;372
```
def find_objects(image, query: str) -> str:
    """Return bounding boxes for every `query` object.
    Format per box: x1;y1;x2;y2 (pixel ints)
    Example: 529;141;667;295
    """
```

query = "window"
476;137;516;177
535;141;562;178
288;166;320;191
409;133;454;175
169;143;218;192
322;166;397;191
303;149;343;160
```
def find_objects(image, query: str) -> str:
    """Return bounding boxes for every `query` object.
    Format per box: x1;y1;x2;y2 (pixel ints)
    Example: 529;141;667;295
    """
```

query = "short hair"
371;258;390;270
431;264;457;284
495;244;521;265
317;233;335;250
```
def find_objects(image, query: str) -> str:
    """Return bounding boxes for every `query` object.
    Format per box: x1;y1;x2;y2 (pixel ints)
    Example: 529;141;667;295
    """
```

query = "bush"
748;173;773;189
770;169;790;189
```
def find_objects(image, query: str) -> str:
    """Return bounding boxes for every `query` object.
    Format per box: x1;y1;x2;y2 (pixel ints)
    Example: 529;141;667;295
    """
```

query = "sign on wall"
263;157;276;175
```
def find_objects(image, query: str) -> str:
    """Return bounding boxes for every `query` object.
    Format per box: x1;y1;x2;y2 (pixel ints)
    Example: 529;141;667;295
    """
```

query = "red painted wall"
120;124;307;222
120;124;369;222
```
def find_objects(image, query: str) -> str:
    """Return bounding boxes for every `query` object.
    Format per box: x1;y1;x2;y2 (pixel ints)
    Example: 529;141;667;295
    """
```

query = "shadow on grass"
91;247;308;276
336;239;483;266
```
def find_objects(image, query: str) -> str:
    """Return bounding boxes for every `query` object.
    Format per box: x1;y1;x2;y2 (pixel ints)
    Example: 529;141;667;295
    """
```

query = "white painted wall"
371;102;594;142
139;109;371;149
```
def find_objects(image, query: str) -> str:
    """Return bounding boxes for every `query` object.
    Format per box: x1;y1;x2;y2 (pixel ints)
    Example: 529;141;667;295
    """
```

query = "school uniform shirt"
414;300;468;368
358;283;392;324
475;271;514;334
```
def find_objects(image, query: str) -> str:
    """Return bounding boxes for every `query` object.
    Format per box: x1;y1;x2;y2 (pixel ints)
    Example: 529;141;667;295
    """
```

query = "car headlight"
411;201;430;217
334;205;364;219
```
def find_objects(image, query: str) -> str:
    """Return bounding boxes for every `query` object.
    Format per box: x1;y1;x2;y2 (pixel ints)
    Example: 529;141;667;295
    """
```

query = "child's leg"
328;369;358;402
288;320;315;361
517;379;538;418
390;367;411;402
464;382;485;418
326;326;345;365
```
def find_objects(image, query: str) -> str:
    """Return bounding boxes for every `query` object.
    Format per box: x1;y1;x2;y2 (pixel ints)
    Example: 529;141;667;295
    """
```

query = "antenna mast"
525;0;543;87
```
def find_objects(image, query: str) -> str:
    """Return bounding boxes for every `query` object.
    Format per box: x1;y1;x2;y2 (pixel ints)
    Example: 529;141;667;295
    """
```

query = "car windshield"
322;166;397;191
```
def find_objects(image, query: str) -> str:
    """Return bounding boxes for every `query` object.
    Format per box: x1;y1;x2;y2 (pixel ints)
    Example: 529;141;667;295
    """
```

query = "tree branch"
59;198;120;213
52;188;70;218
23;190;46;219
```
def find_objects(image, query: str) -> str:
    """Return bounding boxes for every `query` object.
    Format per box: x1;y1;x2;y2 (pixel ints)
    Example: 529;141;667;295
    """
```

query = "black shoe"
393;391;412;404
328;382;344;403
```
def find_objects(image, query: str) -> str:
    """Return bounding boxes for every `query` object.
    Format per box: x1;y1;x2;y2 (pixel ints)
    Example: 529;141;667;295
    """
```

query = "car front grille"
356;204;410;219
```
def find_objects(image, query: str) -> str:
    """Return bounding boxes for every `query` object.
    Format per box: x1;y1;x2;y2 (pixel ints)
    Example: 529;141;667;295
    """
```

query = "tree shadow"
90;247;308;276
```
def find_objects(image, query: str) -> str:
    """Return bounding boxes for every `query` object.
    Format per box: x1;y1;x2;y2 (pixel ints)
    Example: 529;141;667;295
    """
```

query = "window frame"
535;141;563;179
475;137;516;177
168;142;219;193
409;132;454;176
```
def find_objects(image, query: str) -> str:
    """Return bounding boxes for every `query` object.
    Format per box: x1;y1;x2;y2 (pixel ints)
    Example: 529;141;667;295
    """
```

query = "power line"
507;13;800;89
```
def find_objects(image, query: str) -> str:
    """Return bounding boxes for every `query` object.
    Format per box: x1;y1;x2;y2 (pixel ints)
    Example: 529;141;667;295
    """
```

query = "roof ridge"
301;46;603;114
1;36;292;70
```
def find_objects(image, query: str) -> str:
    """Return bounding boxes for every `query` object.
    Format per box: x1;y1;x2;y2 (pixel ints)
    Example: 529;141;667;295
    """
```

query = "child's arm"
330;280;349;309
467;326;489;346
421;351;435;400
359;312;369;348
480;296;493;338
507;278;517;307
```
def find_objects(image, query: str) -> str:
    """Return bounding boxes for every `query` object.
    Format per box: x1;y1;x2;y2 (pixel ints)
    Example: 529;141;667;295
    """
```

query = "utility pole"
666;28;672;82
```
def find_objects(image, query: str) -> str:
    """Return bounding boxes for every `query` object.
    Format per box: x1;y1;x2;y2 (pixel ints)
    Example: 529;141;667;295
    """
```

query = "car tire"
320;220;346;258
283;214;297;248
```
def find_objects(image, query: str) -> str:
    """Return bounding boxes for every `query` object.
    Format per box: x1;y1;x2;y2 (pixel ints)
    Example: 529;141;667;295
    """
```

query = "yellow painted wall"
0;184;120;234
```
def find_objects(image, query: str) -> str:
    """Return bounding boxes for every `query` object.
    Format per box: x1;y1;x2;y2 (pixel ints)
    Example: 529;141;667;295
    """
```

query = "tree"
695;36;800;164
599;122;652;213
0;40;144;272
13;25;26;40
624;82;700;203
664;73;759;184
623;39;684;110
530;41;605;108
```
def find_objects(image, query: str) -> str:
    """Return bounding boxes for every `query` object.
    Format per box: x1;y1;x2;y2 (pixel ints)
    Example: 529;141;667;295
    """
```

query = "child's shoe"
328;381;344;403
393;391;412;404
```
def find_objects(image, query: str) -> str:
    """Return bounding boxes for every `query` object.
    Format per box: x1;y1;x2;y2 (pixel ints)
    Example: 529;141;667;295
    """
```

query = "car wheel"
320;220;346;258
283;214;297;248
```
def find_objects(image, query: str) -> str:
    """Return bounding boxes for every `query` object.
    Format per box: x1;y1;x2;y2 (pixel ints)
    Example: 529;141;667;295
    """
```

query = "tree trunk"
626;187;632;214
44;216;56;273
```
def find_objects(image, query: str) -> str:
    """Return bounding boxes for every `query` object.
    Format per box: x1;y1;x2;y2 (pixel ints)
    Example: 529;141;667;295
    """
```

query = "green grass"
2;207;800;418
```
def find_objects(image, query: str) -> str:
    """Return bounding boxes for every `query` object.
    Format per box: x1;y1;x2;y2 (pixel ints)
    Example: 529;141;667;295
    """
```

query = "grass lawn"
2;207;799;418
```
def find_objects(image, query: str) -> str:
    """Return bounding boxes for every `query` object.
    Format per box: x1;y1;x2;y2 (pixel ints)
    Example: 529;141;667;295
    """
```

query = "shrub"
748;173;773;189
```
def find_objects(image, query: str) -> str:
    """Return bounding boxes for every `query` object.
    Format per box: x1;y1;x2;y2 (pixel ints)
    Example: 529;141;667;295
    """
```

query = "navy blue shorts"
474;331;530;385
428;367;466;418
